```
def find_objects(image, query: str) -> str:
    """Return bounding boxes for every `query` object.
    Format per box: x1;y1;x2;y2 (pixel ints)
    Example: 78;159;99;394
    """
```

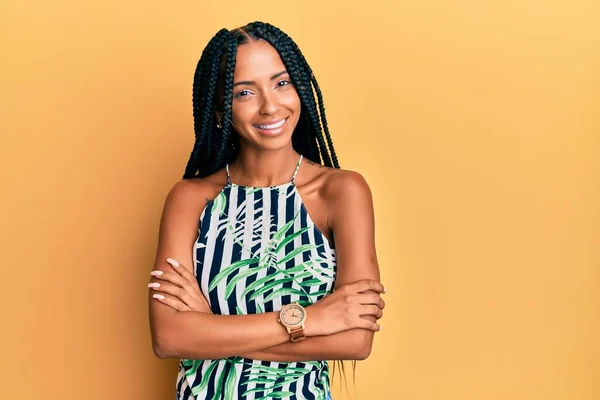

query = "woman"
148;21;385;400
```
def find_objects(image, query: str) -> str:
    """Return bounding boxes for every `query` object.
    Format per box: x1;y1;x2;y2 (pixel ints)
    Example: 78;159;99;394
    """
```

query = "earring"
216;112;222;129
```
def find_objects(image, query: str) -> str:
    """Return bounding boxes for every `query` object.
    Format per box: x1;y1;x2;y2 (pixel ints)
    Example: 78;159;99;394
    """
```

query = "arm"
236;327;375;362
149;180;294;359
149;177;383;360
237;171;383;361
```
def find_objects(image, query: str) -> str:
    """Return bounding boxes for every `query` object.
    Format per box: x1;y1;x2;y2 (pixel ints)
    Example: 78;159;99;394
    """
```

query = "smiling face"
229;39;301;151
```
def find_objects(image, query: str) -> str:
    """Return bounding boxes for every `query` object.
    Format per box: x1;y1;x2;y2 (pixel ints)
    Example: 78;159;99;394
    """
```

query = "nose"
259;91;280;116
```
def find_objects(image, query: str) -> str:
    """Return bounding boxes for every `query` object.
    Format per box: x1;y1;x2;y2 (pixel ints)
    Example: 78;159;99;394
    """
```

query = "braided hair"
182;21;340;179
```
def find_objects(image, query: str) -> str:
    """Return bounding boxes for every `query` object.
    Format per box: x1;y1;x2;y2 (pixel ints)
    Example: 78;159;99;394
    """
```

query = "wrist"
303;305;320;337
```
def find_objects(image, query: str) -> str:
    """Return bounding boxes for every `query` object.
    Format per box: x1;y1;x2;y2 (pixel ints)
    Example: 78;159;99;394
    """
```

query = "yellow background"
1;0;598;399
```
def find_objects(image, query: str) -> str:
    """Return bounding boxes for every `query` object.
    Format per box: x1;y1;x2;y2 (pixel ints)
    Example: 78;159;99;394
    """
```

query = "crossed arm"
148;171;383;362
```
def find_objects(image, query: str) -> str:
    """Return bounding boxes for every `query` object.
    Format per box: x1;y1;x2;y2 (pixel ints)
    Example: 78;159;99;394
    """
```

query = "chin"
255;134;294;151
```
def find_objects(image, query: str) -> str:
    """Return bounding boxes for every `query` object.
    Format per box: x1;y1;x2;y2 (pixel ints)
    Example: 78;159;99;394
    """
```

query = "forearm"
237;328;374;362
151;309;291;360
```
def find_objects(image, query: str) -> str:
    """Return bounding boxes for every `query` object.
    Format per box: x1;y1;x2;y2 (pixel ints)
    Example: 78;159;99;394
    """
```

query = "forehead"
233;40;286;80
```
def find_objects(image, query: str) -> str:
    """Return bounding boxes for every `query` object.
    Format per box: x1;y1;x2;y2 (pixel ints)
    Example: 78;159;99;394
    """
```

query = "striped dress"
176;155;337;400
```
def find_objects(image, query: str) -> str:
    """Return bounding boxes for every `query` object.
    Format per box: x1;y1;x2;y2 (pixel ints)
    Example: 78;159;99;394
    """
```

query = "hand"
148;257;213;313
305;279;385;336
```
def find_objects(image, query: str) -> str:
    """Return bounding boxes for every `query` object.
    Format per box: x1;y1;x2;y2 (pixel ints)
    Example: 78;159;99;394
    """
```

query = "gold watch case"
277;302;307;328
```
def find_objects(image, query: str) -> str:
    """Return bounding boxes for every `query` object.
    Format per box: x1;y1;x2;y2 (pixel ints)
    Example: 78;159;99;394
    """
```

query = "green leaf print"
240;270;311;299
302;258;336;281
206;198;336;307
209;209;315;302
223;363;237;400
209;195;267;251
212;363;227;399
209;258;259;292
211;191;227;216
247;273;312;300
241;362;314;399
281;262;316;274
271;211;299;241
242;381;297;394
245;187;262;195
308;290;331;297
276;244;321;265
262;392;295;399
263;287;307;303
184;359;202;377
243;373;306;384
240;273;282;298
299;278;324;287
273;227;310;253
191;361;219;396
224;266;264;298
255;301;264;313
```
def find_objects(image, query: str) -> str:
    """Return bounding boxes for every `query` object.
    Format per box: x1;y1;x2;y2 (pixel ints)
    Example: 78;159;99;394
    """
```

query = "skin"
148;39;384;362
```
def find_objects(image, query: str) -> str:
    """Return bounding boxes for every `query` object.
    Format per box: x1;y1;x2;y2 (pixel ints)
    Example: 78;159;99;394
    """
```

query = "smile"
253;119;287;130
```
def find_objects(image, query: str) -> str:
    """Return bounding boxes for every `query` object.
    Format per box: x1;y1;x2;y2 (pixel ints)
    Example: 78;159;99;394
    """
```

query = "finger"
166;258;201;293
149;282;196;309
355;316;381;332
357;294;385;309
359;304;383;320
151;271;203;308
151;271;193;292
352;279;385;294
152;293;191;312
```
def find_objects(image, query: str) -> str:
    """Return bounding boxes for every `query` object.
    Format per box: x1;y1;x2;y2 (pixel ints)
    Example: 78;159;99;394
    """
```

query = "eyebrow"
233;70;289;88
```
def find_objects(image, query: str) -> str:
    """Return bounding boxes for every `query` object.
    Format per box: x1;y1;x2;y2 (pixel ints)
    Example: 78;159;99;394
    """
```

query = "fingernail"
150;270;163;276
166;258;180;268
383;286;387;294
379;326;383;331
153;294;165;300
148;282;160;288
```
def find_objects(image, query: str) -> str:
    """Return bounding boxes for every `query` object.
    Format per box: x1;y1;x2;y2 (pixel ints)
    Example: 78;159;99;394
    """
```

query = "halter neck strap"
225;154;303;186
291;154;303;184
225;163;232;184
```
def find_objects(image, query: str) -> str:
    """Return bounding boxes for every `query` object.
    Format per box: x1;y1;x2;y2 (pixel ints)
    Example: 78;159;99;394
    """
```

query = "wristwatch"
277;302;307;342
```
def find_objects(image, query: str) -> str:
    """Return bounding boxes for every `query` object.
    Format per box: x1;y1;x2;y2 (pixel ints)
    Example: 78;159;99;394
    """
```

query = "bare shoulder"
164;168;228;211
301;159;370;194
317;168;373;205
327;168;370;192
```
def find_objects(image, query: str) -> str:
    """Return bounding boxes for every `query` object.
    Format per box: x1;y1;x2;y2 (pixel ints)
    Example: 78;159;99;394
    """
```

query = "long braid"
281;29;340;167
311;79;339;167
184;29;229;179
214;36;238;168
201;33;230;173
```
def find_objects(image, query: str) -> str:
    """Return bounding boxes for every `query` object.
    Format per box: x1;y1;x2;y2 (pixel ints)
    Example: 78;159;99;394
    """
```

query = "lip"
252;117;288;136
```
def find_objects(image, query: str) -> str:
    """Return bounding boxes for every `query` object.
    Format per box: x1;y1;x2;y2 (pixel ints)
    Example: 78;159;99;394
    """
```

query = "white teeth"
256;119;285;130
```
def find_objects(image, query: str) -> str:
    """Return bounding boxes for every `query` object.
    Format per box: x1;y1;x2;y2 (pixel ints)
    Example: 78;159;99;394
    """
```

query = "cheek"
231;102;255;125
284;92;302;113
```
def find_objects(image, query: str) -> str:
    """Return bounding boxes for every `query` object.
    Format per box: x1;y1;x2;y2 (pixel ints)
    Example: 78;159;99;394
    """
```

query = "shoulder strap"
290;154;303;184
225;164;232;184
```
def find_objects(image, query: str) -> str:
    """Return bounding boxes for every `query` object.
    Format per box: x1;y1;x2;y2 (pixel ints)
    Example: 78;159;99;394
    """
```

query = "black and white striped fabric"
176;155;337;400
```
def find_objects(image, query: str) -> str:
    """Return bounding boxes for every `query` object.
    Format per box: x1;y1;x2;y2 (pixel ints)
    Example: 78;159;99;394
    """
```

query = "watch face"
280;304;305;326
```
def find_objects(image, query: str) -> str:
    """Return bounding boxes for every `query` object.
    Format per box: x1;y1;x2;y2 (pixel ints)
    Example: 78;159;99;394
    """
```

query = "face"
229;39;301;151
281;304;306;326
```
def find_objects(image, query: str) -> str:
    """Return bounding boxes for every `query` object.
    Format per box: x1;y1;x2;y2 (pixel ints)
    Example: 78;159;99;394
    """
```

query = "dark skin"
147;39;384;362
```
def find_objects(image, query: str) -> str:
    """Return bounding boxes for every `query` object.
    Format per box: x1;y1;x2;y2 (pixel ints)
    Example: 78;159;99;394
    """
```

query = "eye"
276;79;291;88
234;89;252;99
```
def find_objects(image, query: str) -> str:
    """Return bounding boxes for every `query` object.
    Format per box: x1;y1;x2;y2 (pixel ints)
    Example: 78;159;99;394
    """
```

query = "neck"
229;145;300;187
